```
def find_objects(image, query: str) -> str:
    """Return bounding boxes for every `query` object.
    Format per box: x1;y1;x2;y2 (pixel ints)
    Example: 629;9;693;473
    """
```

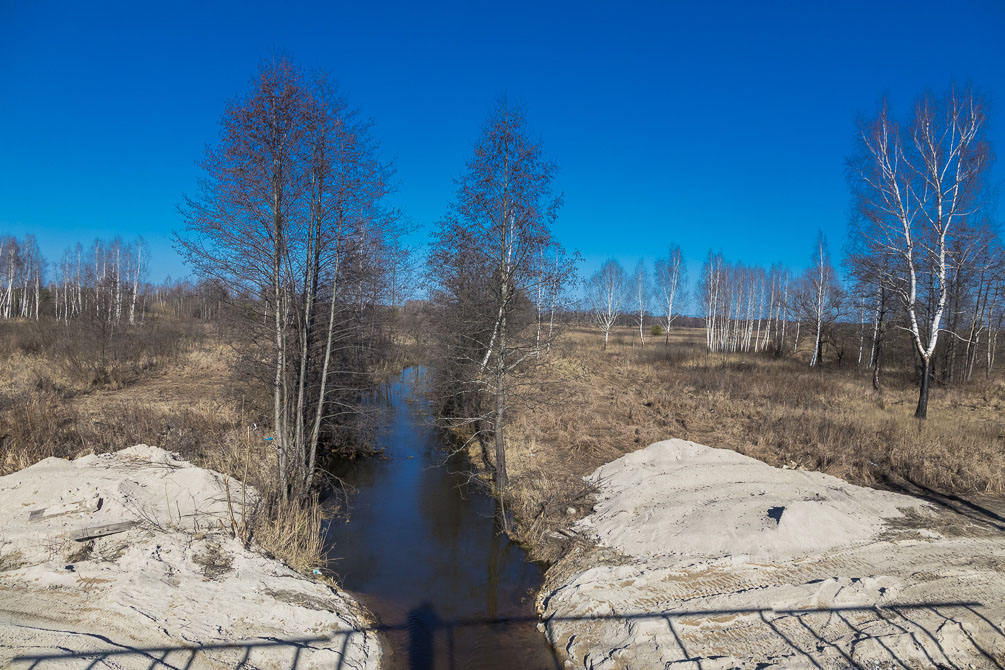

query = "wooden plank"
28;497;102;522
69;521;135;541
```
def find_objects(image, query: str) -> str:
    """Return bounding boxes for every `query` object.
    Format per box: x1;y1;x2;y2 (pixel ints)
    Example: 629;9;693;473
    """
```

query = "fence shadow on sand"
12;600;1004;670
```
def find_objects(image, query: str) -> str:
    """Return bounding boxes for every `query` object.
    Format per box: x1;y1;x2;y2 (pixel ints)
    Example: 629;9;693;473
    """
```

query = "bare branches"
848;85;991;418
588;259;627;349
428;98;572;506
178;57;401;497
654;245;685;342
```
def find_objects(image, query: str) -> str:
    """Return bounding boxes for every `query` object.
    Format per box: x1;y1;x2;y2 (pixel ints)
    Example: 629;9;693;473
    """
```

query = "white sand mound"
539;439;1005;669
0;445;379;670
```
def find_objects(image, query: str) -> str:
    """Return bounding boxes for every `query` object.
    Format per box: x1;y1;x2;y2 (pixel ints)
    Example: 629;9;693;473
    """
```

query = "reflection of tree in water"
486;517;506;618
417;455;467;546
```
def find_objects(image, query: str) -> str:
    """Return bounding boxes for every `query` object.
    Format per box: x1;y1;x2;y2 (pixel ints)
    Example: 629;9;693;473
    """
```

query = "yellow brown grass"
0;317;325;572
504;326;1005;561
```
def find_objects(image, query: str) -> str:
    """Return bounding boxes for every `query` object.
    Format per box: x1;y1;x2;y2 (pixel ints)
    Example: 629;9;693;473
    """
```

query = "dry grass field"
503;325;1005;561
5;316;1002;569
0;316;325;572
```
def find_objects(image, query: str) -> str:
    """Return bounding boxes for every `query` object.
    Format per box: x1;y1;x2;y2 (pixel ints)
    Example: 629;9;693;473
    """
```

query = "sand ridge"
0;445;380;670
539;439;1005;669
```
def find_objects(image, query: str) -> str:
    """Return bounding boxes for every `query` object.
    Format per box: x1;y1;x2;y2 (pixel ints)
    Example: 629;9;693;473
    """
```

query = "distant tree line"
0;232;250;330
0;234;44;320
583;85;999;421
0;234;152;325
51;238;147;326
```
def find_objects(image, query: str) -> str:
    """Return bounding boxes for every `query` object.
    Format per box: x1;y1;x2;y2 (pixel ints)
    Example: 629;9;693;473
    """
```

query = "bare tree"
179;58;398;498
654;245;685;347
428;98;568;517
632;260;650;347
128;238;146;325
850;86;991;417
588;259;627;350
808;232;833;367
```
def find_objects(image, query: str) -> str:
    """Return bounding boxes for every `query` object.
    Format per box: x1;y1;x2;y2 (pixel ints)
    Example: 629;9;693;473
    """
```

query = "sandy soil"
0;445;380;670
538;439;1005;669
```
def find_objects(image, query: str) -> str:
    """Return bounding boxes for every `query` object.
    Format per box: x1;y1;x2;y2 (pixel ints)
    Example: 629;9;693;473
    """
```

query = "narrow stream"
322;368;559;670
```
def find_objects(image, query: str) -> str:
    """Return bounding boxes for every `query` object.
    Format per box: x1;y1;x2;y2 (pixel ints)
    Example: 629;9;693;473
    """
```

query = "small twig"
164;484;173;527
223;476;240;539
241;428;250;544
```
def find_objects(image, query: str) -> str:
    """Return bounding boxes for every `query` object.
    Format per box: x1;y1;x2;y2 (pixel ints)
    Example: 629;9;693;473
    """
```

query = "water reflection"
322;368;555;670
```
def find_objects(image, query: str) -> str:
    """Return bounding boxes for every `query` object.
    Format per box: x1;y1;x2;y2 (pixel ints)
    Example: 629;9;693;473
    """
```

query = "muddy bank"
537;439;1005;668
0;445;379;670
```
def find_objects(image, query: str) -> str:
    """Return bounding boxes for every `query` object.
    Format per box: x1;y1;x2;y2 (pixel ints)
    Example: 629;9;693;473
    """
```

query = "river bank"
535;439;1005;668
0;445;380;670
7;371;1004;669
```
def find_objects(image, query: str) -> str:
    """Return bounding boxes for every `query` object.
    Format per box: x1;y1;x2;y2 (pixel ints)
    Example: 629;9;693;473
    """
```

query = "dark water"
322;368;559;670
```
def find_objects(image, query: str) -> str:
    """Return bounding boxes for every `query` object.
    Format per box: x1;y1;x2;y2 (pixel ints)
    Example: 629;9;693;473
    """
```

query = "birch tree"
632;260;650;347
849;86;990;418
654;245;684;346
128;238;146;324
428;98;567;515
808;232;832;367
589;259;627;349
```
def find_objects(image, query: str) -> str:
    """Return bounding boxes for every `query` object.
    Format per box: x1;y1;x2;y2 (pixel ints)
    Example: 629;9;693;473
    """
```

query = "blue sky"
2;1;1003;296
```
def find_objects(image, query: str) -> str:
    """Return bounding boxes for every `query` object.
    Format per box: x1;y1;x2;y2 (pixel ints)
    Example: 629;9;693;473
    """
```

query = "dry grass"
252;495;326;573
0;317;325;573
198;427;327;573
504;326;1005;561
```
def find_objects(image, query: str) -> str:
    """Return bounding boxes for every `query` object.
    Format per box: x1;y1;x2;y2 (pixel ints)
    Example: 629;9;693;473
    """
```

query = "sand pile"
0;445;379;670
539;439;1005;669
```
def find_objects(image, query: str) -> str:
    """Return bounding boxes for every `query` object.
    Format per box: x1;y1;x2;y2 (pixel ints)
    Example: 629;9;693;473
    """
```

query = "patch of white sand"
539;439;1005;669
0;445;379;670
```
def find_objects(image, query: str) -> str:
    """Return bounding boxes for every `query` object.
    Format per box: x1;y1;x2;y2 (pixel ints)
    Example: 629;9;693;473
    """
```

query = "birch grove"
702;253;792;354
49;238;147;326
0;235;44;320
0;234;152;327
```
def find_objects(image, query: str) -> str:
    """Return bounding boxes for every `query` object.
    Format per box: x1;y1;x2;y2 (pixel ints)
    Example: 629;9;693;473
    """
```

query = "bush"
651;324;664;337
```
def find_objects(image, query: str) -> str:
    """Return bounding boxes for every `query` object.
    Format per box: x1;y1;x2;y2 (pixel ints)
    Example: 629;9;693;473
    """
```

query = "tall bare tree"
588;259;627;350
180;58;398;497
632;260;650;347
654;245;685;347
428;98;567;514
849;86;991;417
806;232;835;368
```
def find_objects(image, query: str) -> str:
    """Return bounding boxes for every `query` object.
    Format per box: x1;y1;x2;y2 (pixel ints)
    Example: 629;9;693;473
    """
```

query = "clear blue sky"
2;1;1003;295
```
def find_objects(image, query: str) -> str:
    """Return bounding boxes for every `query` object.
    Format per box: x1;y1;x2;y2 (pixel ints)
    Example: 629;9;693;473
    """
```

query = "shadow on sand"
13;600;1004;670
